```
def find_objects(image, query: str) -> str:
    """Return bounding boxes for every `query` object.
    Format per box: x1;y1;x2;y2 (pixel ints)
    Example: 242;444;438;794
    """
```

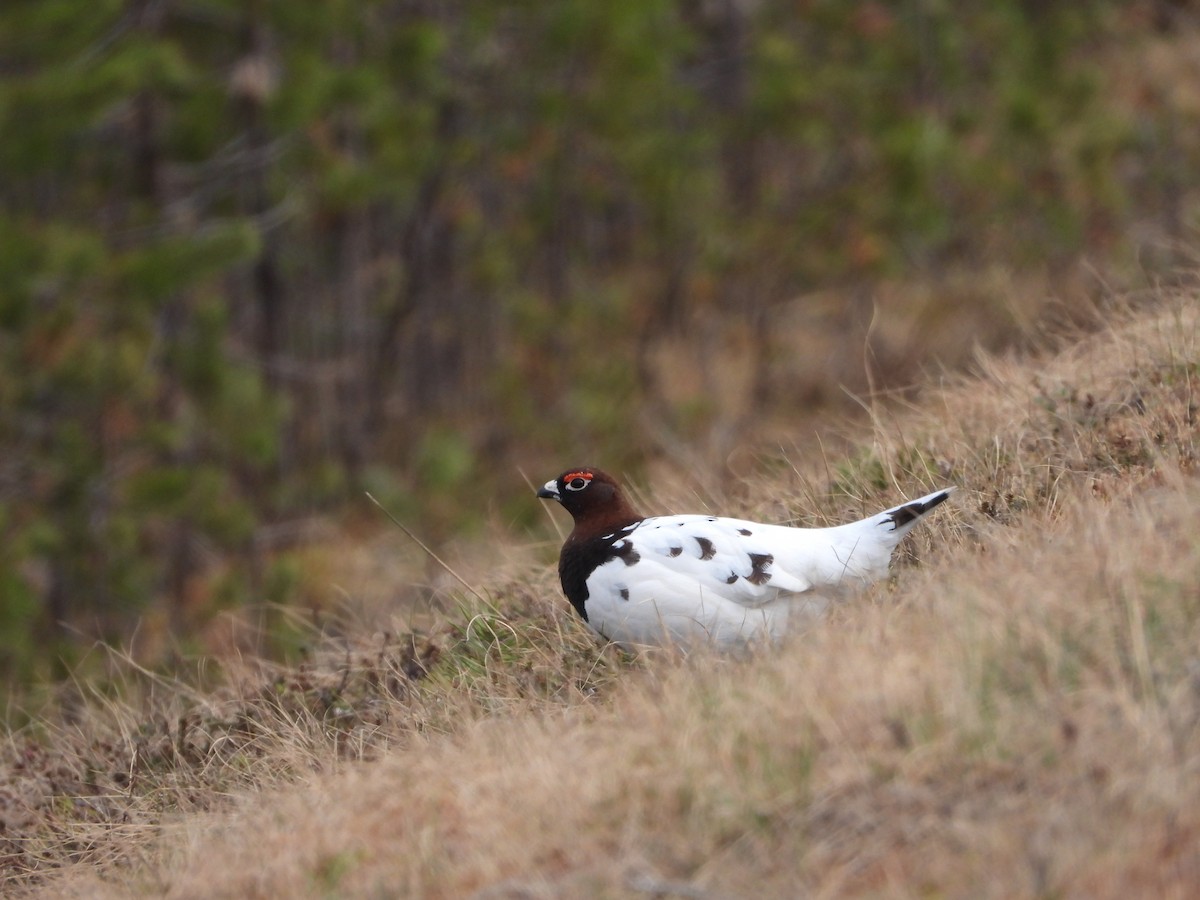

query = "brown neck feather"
560;476;644;546
566;502;644;546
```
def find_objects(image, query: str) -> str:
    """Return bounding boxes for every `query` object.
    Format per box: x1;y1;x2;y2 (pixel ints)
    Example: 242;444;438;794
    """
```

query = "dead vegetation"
3;298;1199;898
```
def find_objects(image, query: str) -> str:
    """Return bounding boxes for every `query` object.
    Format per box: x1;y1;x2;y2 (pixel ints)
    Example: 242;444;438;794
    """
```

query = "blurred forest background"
1;0;1198;684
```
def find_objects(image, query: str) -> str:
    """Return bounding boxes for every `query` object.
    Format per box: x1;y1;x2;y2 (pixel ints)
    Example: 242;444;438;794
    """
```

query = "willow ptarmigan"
538;467;952;649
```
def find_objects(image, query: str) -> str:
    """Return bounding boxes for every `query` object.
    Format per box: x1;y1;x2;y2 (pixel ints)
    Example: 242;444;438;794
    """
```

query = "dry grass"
4;297;1199;898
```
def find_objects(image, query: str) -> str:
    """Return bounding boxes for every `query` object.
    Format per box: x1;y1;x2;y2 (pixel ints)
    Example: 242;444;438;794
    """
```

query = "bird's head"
537;467;643;537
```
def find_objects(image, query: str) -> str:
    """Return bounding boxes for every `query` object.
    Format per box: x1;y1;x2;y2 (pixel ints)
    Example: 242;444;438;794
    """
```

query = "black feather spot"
884;491;951;530
619;587;630;601
725;573;738;584
695;537;716;560
886;505;921;529
668;545;683;557
747;552;774;586
737;528;752;536
611;541;641;567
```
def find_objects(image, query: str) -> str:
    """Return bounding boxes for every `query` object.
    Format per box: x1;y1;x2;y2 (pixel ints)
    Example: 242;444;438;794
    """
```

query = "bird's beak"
536;480;561;502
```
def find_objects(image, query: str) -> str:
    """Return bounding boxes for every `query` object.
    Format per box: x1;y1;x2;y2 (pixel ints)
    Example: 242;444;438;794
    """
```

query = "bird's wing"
578;515;827;647
610;489;954;601
595;514;816;607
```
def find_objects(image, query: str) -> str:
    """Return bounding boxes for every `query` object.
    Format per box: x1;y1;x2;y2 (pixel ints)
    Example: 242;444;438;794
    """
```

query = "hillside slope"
10;299;1200;898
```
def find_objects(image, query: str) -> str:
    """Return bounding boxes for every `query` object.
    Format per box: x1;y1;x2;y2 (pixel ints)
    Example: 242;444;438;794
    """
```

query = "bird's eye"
566;477;589;491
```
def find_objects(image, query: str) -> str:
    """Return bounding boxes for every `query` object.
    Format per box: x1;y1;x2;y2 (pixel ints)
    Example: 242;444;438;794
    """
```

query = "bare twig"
365;492;488;605
519;466;565;541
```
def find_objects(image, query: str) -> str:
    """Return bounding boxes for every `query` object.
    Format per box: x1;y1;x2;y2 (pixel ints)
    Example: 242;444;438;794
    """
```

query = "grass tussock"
4;299;1200;898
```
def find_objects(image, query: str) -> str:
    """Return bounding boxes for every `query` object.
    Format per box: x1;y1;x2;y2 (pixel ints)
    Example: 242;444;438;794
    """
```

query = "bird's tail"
867;487;954;541
810;487;953;585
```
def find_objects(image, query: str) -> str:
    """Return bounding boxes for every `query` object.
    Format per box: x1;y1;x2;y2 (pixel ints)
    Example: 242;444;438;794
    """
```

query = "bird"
537;467;953;649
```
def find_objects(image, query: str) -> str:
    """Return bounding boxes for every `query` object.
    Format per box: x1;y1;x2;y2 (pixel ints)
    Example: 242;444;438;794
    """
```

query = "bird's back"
579;487;952;647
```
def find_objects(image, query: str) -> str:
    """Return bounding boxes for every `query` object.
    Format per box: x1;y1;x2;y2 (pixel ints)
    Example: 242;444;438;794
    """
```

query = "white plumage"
576;491;950;648
538;468;953;650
